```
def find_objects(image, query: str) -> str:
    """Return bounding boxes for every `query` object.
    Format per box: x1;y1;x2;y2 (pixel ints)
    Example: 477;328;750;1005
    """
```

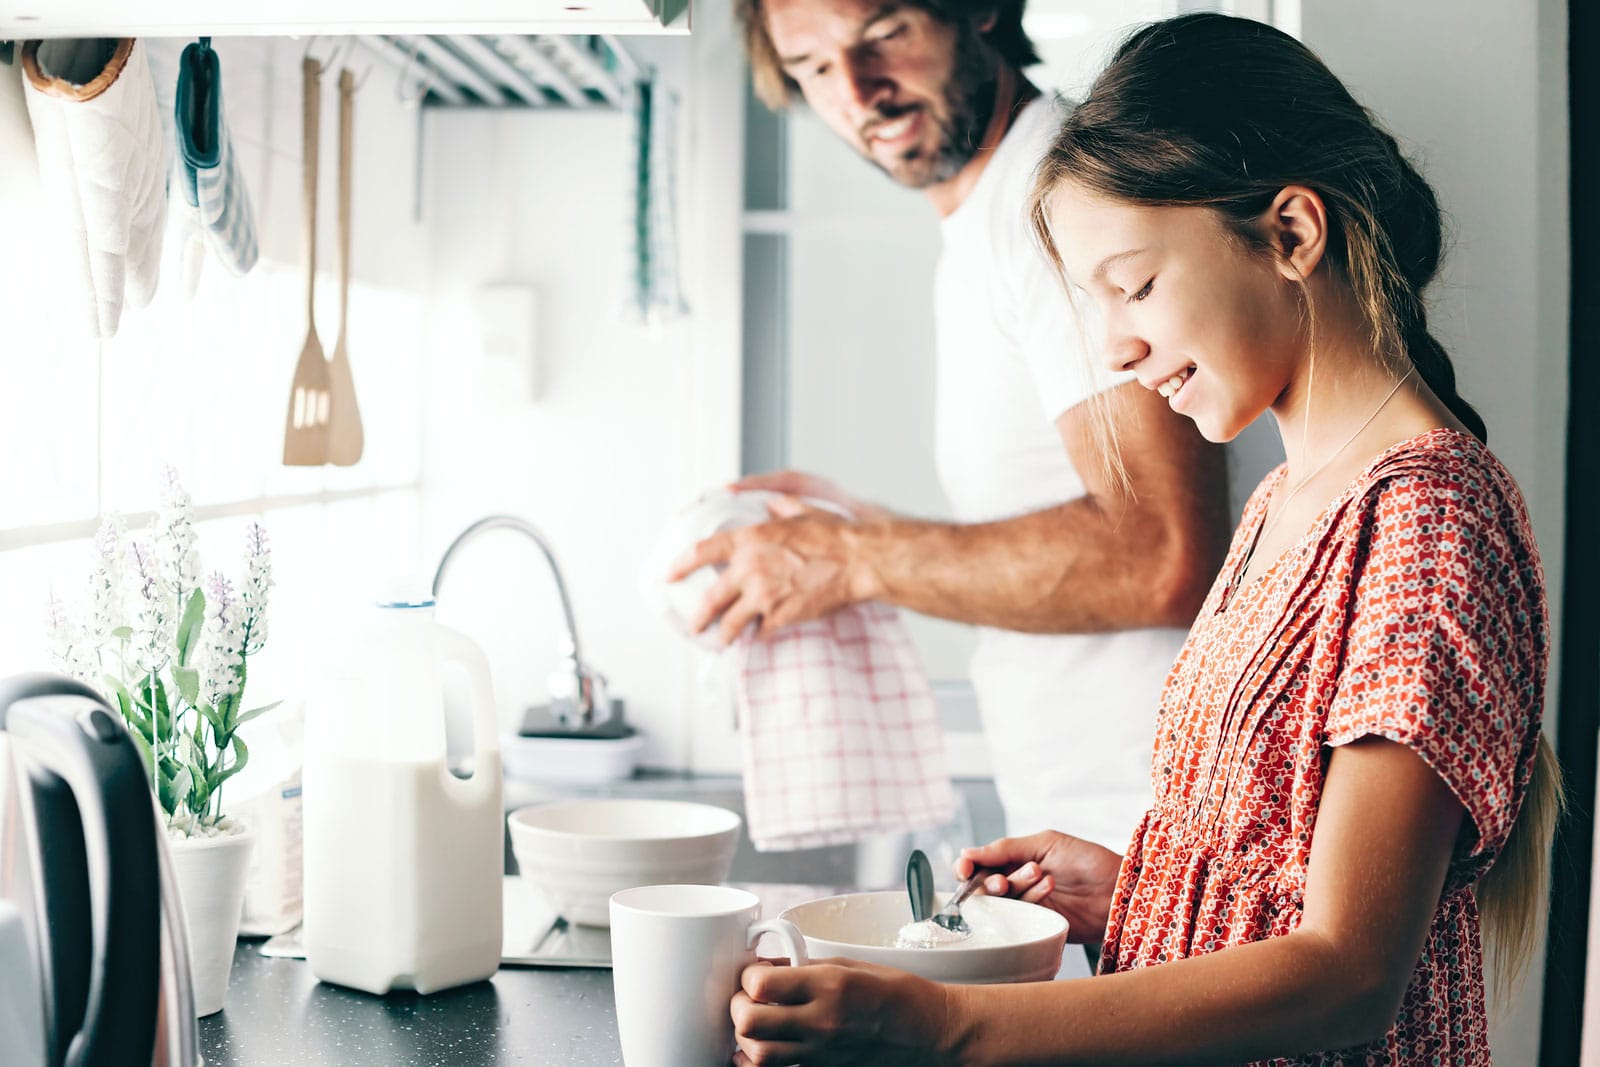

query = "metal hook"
394;39;427;105
330;37;359;71
301;35;338;78
323;37;375;91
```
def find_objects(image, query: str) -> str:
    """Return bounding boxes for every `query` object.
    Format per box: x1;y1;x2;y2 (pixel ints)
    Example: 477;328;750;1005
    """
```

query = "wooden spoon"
324;67;364;466
282;57;330;466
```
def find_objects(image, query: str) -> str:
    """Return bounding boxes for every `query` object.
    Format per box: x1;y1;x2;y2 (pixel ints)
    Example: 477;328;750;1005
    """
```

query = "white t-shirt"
933;94;1188;854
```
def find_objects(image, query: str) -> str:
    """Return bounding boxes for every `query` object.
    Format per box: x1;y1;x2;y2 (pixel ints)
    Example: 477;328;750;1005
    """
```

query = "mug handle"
747;917;809;966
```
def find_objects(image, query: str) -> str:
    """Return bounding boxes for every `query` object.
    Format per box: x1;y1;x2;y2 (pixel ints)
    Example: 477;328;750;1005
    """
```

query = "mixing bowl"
778;890;1069;984
508;799;742;927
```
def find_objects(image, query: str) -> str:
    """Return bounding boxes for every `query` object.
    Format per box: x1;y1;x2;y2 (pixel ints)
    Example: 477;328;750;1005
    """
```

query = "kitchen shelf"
0;0;689;40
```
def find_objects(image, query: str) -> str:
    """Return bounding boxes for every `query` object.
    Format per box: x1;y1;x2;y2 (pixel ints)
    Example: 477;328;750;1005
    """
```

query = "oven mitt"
22;38;168;339
174;39;258;285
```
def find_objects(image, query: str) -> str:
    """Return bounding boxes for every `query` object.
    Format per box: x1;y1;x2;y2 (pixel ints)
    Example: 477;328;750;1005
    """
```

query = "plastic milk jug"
303;597;503;994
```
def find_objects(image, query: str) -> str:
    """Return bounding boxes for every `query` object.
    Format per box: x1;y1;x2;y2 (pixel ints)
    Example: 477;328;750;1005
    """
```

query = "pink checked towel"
731;601;957;852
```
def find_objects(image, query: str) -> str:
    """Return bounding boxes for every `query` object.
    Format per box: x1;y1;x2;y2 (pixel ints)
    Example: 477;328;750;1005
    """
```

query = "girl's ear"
1261;185;1330;282
973;8;998;33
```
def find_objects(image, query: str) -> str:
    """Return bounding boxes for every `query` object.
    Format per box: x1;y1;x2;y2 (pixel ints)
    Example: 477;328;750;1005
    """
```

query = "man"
672;0;1230;862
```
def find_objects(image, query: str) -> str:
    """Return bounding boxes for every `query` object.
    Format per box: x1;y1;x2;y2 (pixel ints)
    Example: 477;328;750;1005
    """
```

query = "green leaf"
156;763;183;816
172;666;200;707
215;734;250;787
198;701;226;739
127;724;155;785
225;659;251;733
139;677;173;739
111;626;134;640
234;700;282;730
189;771;210;816
171;767;193;809
109;679;150;737
176;589;206;666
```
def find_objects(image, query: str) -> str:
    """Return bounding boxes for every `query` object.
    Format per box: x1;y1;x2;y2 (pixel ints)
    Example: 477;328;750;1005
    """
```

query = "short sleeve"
1009;228;1125;421
1322;465;1548;869
986;101;1130;422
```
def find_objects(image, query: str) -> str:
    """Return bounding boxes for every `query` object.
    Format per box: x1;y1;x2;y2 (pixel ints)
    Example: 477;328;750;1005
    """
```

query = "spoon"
930;869;986;937
906;849;935;923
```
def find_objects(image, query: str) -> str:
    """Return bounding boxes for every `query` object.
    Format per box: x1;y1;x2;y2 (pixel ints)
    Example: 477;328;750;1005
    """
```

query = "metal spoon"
906;849;935;923
930;869;986;937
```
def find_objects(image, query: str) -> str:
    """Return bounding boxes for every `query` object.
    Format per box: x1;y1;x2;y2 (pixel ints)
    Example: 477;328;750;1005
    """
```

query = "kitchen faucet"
431;514;606;727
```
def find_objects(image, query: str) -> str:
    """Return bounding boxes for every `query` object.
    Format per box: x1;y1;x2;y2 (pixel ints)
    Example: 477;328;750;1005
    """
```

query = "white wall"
1299;2;1570;1061
0;37;432;714
416;42;704;769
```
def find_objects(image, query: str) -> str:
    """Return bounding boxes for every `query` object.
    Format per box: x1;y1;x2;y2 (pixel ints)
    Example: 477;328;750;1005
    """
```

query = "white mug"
611;884;809;1066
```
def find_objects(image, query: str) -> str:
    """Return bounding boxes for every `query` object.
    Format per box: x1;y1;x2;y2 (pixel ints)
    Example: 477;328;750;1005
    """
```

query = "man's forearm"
844;494;1215;634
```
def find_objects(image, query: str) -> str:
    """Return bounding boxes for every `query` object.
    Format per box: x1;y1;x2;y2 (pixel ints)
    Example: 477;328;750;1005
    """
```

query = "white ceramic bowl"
779;890;1069;984
507;799;742;927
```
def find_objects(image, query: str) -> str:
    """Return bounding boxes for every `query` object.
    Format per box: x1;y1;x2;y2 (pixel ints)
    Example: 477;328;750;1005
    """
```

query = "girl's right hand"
955;832;1124;945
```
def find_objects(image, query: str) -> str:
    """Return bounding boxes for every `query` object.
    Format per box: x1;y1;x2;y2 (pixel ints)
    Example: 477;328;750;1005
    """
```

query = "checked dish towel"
732;601;956;852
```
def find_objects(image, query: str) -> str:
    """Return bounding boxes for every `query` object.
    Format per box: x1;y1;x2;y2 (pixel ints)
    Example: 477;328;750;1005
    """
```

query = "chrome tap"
431;515;605;726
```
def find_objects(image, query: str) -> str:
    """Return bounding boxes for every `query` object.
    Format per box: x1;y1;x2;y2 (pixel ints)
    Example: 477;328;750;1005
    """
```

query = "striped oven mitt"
174;39;258;286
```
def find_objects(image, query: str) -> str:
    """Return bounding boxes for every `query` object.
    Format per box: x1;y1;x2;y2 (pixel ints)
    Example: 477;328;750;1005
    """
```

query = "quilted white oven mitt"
22;38;168;338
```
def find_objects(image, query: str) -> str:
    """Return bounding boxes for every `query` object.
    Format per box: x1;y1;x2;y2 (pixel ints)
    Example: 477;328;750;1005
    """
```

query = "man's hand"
731;958;957;1067
955;831;1124;946
665;477;886;645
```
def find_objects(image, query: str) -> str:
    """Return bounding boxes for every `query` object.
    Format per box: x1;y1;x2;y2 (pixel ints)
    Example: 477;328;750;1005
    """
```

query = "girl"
729;13;1562;1065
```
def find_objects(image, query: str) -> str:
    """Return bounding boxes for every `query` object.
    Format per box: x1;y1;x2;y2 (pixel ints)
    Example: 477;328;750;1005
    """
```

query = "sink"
502;772;1005;892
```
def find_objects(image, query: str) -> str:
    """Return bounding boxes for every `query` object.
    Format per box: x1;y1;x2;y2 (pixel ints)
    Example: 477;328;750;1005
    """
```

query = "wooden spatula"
325;67;364;466
283;57;330;466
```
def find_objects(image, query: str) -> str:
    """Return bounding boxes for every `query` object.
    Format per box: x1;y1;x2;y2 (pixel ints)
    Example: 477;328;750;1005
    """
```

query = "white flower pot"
168;825;254;1017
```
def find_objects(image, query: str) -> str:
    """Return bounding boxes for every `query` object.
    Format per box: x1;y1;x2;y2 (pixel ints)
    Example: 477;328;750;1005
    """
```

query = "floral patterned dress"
1098;428;1548;1065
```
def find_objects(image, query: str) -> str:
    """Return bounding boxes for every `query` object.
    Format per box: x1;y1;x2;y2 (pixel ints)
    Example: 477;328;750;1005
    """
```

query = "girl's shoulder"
1338;427;1535;549
1323;428;1547;630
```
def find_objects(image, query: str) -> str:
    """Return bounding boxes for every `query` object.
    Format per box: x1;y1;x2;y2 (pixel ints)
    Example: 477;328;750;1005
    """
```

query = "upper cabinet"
0;0;690;39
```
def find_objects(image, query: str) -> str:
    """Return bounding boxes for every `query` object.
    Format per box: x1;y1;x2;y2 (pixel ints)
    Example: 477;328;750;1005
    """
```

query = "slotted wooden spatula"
283;56;330;466
325;67;364;466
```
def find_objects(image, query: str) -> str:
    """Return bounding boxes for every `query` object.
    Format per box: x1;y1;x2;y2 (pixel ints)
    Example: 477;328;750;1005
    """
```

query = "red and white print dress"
1099;428;1548;1065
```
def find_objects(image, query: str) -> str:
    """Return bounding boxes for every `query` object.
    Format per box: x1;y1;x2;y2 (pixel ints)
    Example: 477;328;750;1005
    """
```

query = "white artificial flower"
85;517;127;653
126;539;175;678
199;572;245;708
45;593;95;686
241;522;272;654
155;467;200;612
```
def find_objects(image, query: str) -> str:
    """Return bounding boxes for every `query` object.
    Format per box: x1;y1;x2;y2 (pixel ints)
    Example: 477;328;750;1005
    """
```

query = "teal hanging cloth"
625;69;687;328
174;38;258;289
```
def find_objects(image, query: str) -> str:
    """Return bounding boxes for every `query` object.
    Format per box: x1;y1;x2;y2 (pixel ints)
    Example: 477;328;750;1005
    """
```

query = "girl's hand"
731;957;958;1066
955;831;1124;945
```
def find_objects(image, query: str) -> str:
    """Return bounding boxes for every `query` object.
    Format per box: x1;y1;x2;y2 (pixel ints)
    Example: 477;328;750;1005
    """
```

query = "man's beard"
862;29;998;189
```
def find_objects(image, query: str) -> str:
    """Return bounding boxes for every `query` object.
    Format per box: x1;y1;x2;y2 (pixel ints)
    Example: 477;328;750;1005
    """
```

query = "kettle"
0;672;200;1067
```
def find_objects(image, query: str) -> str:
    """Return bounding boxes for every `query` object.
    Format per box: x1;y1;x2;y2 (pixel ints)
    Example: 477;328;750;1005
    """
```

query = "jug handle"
435;625;500;792
0;673;163;1065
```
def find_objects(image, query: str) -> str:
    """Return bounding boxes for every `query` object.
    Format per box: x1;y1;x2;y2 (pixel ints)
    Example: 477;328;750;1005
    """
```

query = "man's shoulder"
970;95;1070;265
1002;92;1072;171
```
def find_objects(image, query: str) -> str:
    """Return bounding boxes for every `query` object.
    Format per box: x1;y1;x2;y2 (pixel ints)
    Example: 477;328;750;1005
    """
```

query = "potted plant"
45;468;275;1017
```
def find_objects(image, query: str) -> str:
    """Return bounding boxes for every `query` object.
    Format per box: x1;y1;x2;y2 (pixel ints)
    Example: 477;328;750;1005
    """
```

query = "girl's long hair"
1028;12;1562;1001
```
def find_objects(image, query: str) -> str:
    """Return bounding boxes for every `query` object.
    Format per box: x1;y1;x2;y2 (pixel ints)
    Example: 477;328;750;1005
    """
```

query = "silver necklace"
1231;366;1417;592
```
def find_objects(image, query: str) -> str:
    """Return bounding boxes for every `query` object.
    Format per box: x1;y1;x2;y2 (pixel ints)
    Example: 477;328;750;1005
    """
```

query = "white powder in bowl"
893;919;969;949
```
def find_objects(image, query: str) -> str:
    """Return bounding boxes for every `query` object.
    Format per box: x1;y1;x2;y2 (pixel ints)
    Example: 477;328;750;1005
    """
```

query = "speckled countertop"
196;773;1007;1064
200;946;622;1065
